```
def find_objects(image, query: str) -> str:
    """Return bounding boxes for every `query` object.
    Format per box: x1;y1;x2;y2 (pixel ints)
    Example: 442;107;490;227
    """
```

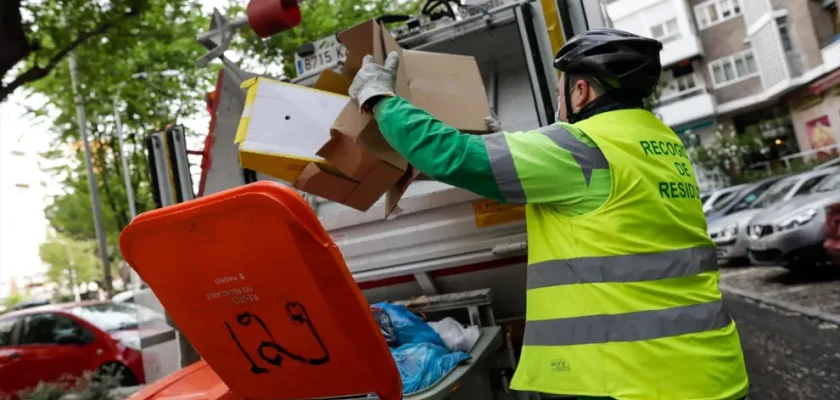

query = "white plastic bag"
427;317;480;353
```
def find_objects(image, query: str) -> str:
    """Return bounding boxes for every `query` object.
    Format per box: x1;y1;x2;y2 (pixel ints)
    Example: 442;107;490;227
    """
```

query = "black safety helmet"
555;28;663;97
554;29;662;123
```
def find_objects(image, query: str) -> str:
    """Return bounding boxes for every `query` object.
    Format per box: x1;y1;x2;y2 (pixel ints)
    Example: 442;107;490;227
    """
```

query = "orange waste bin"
120;182;403;400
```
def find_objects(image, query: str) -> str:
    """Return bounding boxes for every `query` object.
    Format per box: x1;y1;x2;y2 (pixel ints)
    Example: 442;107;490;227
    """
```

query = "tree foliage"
228;0;423;78
1;0;150;102
39;233;103;294
20;0;215;289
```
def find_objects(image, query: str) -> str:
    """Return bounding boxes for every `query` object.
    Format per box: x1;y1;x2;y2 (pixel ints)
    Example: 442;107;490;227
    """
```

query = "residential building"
605;0;840;190
692;0;839;158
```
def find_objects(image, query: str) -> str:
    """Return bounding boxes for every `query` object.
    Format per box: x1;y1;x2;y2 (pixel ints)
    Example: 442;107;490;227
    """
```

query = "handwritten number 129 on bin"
224;301;330;374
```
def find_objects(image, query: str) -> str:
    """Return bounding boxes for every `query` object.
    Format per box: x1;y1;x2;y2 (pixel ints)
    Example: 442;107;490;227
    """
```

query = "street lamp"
113;69;180;220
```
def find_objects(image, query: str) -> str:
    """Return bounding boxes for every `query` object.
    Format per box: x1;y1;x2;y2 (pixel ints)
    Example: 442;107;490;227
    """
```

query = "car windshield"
711;191;735;208
712;189;743;211
751;178;798;208
812;173;840;193
67;302;163;332
700;194;711;203
725;182;777;213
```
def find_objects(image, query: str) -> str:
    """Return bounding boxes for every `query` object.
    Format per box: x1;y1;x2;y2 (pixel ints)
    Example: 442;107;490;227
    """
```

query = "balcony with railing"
654;63;717;127
607;0;704;67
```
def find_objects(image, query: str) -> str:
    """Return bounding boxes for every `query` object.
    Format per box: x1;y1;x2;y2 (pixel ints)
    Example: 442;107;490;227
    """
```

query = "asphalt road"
721;266;840;399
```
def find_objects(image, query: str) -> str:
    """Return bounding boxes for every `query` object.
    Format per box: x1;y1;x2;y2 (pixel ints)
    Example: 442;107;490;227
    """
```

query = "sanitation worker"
348;28;749;400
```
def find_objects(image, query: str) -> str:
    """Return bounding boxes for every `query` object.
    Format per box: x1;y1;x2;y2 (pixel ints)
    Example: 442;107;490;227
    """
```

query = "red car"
824;202;840;266
0;301;163;397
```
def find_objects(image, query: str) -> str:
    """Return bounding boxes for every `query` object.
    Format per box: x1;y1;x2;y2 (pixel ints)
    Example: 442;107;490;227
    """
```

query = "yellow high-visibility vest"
509;109;749;400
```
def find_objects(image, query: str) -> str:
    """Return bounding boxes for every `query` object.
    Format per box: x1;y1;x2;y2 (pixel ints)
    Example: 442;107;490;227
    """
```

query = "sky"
0;0;233;299
0;95;52;298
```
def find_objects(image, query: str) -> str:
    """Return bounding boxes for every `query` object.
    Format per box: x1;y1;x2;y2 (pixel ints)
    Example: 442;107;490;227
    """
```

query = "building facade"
605;0;840;191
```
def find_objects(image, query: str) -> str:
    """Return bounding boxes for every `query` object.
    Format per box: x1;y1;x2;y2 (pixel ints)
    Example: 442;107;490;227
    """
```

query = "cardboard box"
236;19;491;216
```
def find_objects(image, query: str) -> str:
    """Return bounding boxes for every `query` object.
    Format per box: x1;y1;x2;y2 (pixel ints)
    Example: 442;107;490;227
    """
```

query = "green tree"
24;0;215;289
39;233;104;296
1;0;150;102
229;0;423;78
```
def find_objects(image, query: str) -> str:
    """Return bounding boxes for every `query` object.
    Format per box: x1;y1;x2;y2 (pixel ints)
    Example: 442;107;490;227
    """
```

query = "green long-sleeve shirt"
373;96;611;216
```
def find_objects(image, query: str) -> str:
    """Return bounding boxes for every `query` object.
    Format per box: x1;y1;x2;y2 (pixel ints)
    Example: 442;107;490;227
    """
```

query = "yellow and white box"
235;77;350;183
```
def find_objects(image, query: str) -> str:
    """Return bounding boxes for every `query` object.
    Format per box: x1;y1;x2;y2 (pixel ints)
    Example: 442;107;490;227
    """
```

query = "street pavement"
721;266;840;399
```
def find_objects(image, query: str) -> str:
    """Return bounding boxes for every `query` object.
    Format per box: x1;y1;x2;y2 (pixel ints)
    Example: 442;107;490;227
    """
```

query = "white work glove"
348;51;400;110
484;107;502;132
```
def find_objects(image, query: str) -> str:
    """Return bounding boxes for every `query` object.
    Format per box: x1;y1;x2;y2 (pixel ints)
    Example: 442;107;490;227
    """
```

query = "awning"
810;67;840;95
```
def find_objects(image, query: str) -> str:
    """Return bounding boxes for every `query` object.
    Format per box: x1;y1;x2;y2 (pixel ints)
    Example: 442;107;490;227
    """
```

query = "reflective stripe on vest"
527;246;718;289
482;124;610;203
524;299;731;346
524;246;726;346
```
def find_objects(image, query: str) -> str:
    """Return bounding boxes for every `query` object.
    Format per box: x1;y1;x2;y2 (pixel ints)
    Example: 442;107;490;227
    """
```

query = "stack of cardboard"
235;19;491;217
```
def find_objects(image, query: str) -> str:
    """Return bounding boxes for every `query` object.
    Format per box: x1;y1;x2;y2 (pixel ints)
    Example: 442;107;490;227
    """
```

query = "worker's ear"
572;79;592;110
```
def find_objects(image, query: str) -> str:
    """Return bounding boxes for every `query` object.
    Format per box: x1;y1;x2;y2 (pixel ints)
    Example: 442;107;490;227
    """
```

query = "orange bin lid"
120;182;402;400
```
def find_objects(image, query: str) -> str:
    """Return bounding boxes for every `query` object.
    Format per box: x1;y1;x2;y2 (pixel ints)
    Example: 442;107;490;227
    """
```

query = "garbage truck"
189;0;609;319
137;0;611;397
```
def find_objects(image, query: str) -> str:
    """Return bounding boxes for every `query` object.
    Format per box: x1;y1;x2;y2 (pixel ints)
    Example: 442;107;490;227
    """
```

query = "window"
777;16;793;52
20;313;93;346
0;318;19;347
666;73;698;94
695;0;742;29
650;18;680;42
708;50;759;87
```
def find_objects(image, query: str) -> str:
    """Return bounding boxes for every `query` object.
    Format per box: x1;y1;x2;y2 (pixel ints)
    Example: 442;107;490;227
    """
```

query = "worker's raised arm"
373;97;607;206
349;52;608;207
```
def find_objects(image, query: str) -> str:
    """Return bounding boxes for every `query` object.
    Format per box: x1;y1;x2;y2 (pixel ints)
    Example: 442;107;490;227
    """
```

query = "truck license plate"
294;36;348;77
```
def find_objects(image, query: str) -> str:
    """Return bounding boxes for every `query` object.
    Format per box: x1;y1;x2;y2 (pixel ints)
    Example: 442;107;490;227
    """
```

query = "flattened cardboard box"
299;19;491;216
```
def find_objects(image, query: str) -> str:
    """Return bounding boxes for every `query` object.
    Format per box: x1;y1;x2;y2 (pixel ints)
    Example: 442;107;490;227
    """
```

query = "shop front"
789;67;840;159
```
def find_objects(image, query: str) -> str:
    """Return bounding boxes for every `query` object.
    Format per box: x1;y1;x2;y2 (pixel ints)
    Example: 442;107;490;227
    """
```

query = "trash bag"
372;303;445;347
372;306;398;346
427;317;481;353
390;342;471;394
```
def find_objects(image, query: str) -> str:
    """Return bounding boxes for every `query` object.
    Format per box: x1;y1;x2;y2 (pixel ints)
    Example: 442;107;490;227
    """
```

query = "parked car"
702;184;746;214
0;301;172;396
705;176;785;224
824;202;840;266
708;169;837;265
747;171;840;268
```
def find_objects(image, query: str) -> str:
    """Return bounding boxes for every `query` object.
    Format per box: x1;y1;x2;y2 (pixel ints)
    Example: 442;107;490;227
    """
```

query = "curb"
720;283;840;326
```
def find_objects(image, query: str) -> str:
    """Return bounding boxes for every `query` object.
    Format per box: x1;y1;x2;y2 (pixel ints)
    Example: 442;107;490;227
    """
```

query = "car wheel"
94;362;139;387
